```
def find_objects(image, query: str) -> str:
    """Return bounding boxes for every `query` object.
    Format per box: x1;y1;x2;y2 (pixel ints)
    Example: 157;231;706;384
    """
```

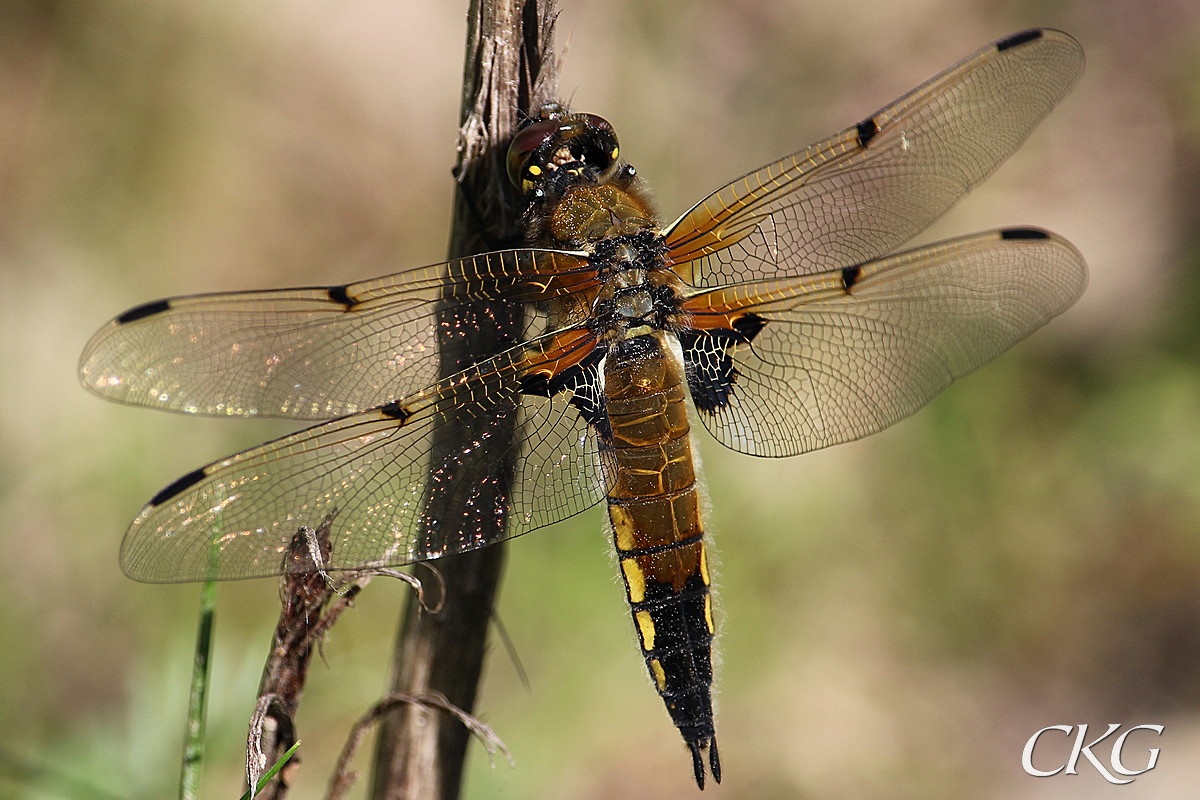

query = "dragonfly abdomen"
602;330;720;786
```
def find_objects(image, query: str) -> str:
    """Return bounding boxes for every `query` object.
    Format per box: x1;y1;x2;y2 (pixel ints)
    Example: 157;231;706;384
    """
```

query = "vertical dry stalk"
370;2;558;798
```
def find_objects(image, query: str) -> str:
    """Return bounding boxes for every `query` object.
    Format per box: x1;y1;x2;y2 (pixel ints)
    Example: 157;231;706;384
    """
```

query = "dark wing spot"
841;265;862;291
378;401;412;423
681;314;766;414
149;468;208;507
997;29;1042;52
1000;227;1049;240
855;117;879;147
732;312;766;340
117;299;171;324
327;284;356;308
517;371;551;397
562;352;611;439
682;332;737;413
519;348;610;439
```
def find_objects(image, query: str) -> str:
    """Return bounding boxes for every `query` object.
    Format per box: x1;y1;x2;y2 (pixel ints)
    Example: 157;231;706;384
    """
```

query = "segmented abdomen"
602;330;716;752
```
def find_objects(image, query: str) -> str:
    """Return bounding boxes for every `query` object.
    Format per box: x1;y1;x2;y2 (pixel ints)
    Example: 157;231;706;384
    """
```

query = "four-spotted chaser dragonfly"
80;29;1086;788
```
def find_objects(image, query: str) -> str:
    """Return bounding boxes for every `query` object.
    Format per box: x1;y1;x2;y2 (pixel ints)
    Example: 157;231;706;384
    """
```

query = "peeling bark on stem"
369;3;558;799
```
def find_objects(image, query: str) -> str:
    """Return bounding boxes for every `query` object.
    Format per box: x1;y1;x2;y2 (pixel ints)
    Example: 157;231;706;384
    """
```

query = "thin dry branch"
246;515;369;800
246;518;437;799
330;693;511;800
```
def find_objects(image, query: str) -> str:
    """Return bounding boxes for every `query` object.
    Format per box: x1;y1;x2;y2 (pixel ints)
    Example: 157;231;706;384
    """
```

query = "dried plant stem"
368;2;558;799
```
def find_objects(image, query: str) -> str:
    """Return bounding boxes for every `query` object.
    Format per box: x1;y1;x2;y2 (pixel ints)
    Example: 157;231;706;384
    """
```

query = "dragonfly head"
507;105;621;194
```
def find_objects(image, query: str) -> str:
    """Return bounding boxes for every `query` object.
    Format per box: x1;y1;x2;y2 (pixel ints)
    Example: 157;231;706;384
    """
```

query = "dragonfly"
80;29;1086;788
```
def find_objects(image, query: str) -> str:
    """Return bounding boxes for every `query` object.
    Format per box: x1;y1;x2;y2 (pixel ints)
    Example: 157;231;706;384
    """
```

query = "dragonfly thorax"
584;230;683;341
592;274;685;343
615;287;655;320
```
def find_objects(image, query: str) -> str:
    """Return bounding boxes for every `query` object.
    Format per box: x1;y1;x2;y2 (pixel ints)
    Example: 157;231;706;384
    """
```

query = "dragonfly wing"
662;29;1083;285
679;229;1086;457
119;326;609;582
79;248;594;419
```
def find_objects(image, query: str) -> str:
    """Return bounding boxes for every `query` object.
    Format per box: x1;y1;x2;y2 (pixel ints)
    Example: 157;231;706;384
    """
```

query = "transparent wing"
119;326;609;582
680;229;1087;457
662;29;1083;286
79;248;595;419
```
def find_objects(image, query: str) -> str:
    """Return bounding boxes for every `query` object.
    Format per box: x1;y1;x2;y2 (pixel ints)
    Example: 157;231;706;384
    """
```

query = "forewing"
119;327;609;582
663;29;1083;285
79;248;595;419
680;229;1086;457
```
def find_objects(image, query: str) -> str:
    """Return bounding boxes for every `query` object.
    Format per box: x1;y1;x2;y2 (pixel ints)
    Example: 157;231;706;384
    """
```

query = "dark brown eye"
572;114;619;173
507;120;559;188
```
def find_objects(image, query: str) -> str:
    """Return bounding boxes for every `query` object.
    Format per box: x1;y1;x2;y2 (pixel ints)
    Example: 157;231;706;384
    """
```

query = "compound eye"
575;114;619;172
507;119;559;188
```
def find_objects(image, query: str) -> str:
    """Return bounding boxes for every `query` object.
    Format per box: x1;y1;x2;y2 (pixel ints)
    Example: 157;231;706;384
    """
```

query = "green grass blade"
239;741;301;800
178;578;217;800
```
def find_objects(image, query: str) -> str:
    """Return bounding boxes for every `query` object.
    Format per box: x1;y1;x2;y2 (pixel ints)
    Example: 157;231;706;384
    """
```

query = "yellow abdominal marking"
621;558;646;603
610;505;636;551
704;594;714;634
635;610;656;650
649;658;667;691
699;545;710;585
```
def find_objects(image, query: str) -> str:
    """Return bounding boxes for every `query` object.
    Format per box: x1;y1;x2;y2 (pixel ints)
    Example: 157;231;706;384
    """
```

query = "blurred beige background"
3;0;1200;798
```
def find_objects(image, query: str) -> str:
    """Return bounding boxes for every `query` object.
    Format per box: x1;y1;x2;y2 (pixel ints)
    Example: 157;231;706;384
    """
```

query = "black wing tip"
149;467;207;507
116;299;171;324
997;29;1043;52
1000;227;1051;240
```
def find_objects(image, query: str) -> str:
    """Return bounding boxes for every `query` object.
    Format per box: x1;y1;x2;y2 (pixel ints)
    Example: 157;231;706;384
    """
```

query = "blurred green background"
4;0;1200;798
